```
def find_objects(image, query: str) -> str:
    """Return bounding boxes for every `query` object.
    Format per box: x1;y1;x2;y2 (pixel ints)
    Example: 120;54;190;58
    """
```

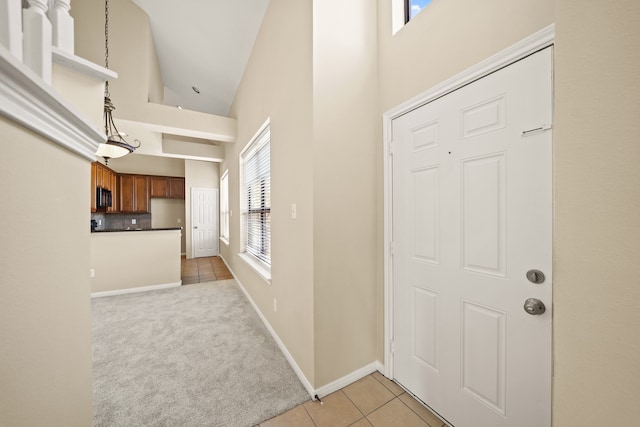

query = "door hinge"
390;241;395;256
388;142;394;156
390;341;396;354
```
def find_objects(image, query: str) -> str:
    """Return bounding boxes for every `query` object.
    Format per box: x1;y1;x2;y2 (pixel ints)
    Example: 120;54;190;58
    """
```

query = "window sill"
220;237;229;246
238;253;271;284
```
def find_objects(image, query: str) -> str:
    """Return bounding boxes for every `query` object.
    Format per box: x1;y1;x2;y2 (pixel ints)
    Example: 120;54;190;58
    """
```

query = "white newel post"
0;0;23;60
23;0;52;83
48;0;74;53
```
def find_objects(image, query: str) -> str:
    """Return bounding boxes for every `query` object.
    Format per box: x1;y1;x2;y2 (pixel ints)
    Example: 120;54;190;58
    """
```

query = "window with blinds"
220;170;229;243
240;123;271;267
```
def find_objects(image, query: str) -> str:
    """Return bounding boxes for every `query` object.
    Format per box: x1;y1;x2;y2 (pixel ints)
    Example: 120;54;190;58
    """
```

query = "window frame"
219;169;229;245
238;118;271;283
404;0;411;24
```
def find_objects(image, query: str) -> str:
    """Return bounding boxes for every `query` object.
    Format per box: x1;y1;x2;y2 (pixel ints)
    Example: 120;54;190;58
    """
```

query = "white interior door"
392;48;553;427
192;188;219;258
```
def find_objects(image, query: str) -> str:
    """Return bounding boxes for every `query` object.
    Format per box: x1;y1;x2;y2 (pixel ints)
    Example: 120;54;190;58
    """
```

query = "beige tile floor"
259;372;446;427
181;255;233;284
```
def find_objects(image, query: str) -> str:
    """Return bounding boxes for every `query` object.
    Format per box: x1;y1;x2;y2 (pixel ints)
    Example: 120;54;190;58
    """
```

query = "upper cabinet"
91;162;118;212
169;178;185;199
91;162;185;212
150;176;168;198
119;174;149;213
91;163;96;212
150;176;185;199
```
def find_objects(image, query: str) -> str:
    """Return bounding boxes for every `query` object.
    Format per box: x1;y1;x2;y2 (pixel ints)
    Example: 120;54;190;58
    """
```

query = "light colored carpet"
92;280;310;427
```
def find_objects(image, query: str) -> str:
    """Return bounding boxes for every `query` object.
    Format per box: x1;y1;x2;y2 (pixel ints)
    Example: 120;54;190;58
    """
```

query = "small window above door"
405;0;433;23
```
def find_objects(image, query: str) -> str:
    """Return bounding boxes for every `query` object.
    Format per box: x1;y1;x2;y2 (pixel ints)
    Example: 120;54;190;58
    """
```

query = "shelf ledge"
0;44;105;161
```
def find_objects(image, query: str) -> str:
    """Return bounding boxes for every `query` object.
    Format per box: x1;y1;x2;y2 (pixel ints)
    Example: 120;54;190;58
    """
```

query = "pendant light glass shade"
96;141;130;160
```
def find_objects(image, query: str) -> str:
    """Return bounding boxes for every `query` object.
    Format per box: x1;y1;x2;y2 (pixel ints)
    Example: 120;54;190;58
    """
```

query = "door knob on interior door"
194;226;198;229
523;298;546;315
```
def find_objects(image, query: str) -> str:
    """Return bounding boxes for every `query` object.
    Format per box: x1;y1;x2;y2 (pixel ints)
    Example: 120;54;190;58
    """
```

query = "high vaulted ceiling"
131;0;269;117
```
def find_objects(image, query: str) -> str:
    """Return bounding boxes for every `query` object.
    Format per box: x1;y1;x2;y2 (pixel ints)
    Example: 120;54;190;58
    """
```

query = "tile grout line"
339;388;371;426
369;373;440;427
301;401;319;427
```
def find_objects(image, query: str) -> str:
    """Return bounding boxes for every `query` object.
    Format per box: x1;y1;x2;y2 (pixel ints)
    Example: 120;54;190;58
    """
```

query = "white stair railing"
48;0;74;52
0;0;24;60
0;0;75;84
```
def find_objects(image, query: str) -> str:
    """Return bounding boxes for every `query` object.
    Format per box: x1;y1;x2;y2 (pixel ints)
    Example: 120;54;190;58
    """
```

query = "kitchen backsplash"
91;213;152;231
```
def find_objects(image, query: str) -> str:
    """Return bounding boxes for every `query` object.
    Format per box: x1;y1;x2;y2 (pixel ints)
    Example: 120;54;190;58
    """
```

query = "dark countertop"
91;227;182;233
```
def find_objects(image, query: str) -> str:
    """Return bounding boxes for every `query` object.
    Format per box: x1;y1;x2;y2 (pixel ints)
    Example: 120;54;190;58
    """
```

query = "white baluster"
0;0;23;60
48;0;73;53
22;0;52;83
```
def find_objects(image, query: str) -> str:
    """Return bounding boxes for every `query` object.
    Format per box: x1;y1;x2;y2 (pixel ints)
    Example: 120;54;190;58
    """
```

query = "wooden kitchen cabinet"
149;176;185;199
168;178;185;199
108;170;118;213
92;165;183;212
119;174;149;213
150;176;169;198
91;162;96;212
91;162;118;212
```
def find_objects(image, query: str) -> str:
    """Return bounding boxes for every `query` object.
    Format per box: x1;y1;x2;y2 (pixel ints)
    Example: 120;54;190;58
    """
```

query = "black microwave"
96;187;112;208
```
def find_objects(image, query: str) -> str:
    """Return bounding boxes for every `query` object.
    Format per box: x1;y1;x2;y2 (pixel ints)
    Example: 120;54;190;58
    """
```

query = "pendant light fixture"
96;0;140;164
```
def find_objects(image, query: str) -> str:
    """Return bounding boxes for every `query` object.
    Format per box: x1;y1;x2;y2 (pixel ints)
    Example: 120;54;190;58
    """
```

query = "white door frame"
191;187;219;258
382;24;555;379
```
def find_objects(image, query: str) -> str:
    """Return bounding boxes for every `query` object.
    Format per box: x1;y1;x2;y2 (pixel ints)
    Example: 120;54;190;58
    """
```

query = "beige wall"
90;230;181;293
0;117;93;426
377;0;555;112
148;25;164;104
52;63;105;129
224;0;316;386
378;0;640;425
553;1;640;425
151;199;187;253
72;0;150;109
185;160;220;258
312;0;379;386
107;153;185;176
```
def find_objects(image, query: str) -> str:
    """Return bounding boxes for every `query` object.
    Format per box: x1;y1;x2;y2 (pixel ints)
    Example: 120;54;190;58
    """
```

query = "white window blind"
241;125;271;266
220;170;229;242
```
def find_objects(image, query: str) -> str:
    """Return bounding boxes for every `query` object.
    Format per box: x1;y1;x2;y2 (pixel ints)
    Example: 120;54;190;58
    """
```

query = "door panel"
192;188;219;258
392;48;553;427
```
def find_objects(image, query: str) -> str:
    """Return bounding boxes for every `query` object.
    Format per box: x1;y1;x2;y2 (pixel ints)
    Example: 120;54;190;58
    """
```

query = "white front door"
192;188;219;258
392;48;553;427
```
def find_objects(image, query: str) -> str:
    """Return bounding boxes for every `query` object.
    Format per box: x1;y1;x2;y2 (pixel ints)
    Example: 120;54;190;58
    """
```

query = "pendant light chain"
98;0;141;164
104;0;110;97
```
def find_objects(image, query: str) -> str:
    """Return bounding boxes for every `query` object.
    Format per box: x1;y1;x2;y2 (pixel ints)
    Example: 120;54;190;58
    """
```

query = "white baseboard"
219;255;384;400
219;255;315;397
91;281;182;298
314;361;384;398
